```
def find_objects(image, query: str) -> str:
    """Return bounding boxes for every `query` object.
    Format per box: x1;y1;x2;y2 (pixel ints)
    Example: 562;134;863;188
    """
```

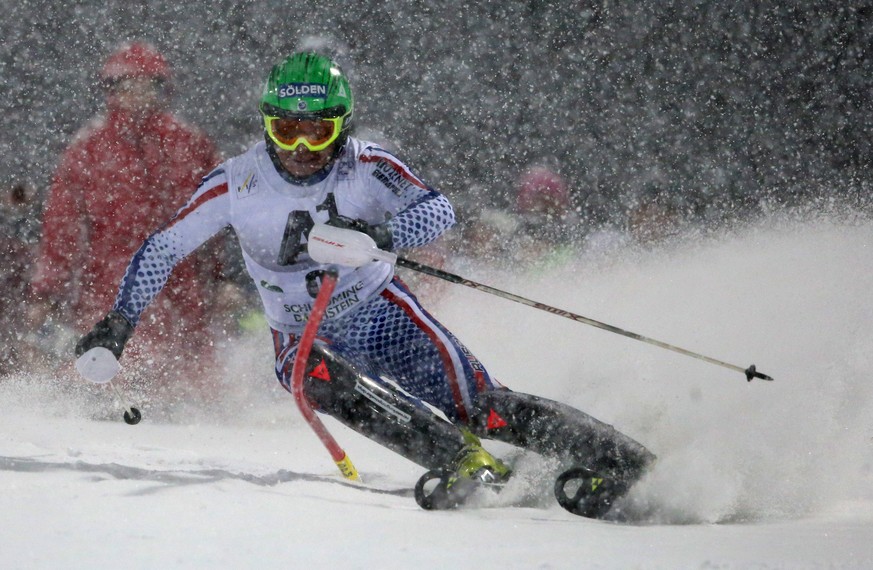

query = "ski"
413;464;629;520
414;468;509;510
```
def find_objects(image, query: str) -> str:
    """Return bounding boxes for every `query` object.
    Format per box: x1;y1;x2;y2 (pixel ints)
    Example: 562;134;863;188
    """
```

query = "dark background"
3;0;871;231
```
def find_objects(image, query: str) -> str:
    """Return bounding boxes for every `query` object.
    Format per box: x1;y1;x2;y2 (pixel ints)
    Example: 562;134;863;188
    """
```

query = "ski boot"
414;432;511;510
553;466;629;519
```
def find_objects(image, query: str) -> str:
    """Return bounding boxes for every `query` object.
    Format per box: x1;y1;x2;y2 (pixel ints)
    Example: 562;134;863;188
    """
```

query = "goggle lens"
265;116;342;151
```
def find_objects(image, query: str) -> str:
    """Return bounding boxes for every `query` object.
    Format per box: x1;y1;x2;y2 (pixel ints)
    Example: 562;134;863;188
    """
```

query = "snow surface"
2;217;872;569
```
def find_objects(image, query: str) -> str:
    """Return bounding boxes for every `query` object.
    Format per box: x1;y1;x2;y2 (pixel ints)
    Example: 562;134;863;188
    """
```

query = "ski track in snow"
2;216;872;569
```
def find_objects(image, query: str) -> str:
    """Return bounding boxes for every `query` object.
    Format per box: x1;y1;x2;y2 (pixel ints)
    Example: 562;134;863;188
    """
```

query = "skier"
513;163;583;266
75;52;654;518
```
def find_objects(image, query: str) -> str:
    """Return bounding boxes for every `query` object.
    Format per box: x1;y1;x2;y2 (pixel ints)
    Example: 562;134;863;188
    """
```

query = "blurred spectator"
513;163;582;265
455;205;520;267
0;183;41;375
29;41;224;400
626;184;682;245
469;208;520;261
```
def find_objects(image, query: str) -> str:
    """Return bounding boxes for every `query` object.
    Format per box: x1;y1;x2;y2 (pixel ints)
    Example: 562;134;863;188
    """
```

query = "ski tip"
414;469;451;510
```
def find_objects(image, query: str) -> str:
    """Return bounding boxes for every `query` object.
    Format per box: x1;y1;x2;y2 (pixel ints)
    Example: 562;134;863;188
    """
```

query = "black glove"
74;311;135;359
327;215;394;251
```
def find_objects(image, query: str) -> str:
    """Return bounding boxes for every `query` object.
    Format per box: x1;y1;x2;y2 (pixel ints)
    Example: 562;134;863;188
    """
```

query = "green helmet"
259;52;354;143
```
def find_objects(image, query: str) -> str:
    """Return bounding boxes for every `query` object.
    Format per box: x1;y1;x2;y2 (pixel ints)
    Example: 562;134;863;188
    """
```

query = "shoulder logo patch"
237;172;259;198
370;160;414;196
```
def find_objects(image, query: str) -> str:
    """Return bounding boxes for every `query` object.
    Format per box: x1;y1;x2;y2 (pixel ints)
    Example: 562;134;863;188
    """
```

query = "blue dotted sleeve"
388;191;455;249
112;233;182;326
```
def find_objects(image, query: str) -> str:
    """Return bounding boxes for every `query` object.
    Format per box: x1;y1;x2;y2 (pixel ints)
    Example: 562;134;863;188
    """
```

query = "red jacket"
32;106;221;349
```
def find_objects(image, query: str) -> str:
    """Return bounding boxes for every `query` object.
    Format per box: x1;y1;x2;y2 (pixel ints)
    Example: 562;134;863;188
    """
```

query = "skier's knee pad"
469;389;655;482
301;342;467;470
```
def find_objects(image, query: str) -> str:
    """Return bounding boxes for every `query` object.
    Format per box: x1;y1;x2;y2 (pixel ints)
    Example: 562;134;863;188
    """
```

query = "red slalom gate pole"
290;268;360;481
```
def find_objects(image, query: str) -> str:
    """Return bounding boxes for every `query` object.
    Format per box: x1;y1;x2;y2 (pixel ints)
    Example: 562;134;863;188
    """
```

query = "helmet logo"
278;83;327;99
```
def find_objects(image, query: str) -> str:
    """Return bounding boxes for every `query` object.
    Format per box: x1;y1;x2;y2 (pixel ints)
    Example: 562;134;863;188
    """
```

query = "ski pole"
108;381;142;425
305;223;773;383
75;347;142;424
394;257;773;383
290;267;360;481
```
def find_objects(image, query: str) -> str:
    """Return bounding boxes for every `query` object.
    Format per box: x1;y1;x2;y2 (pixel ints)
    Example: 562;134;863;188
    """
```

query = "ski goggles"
264;115;344;152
